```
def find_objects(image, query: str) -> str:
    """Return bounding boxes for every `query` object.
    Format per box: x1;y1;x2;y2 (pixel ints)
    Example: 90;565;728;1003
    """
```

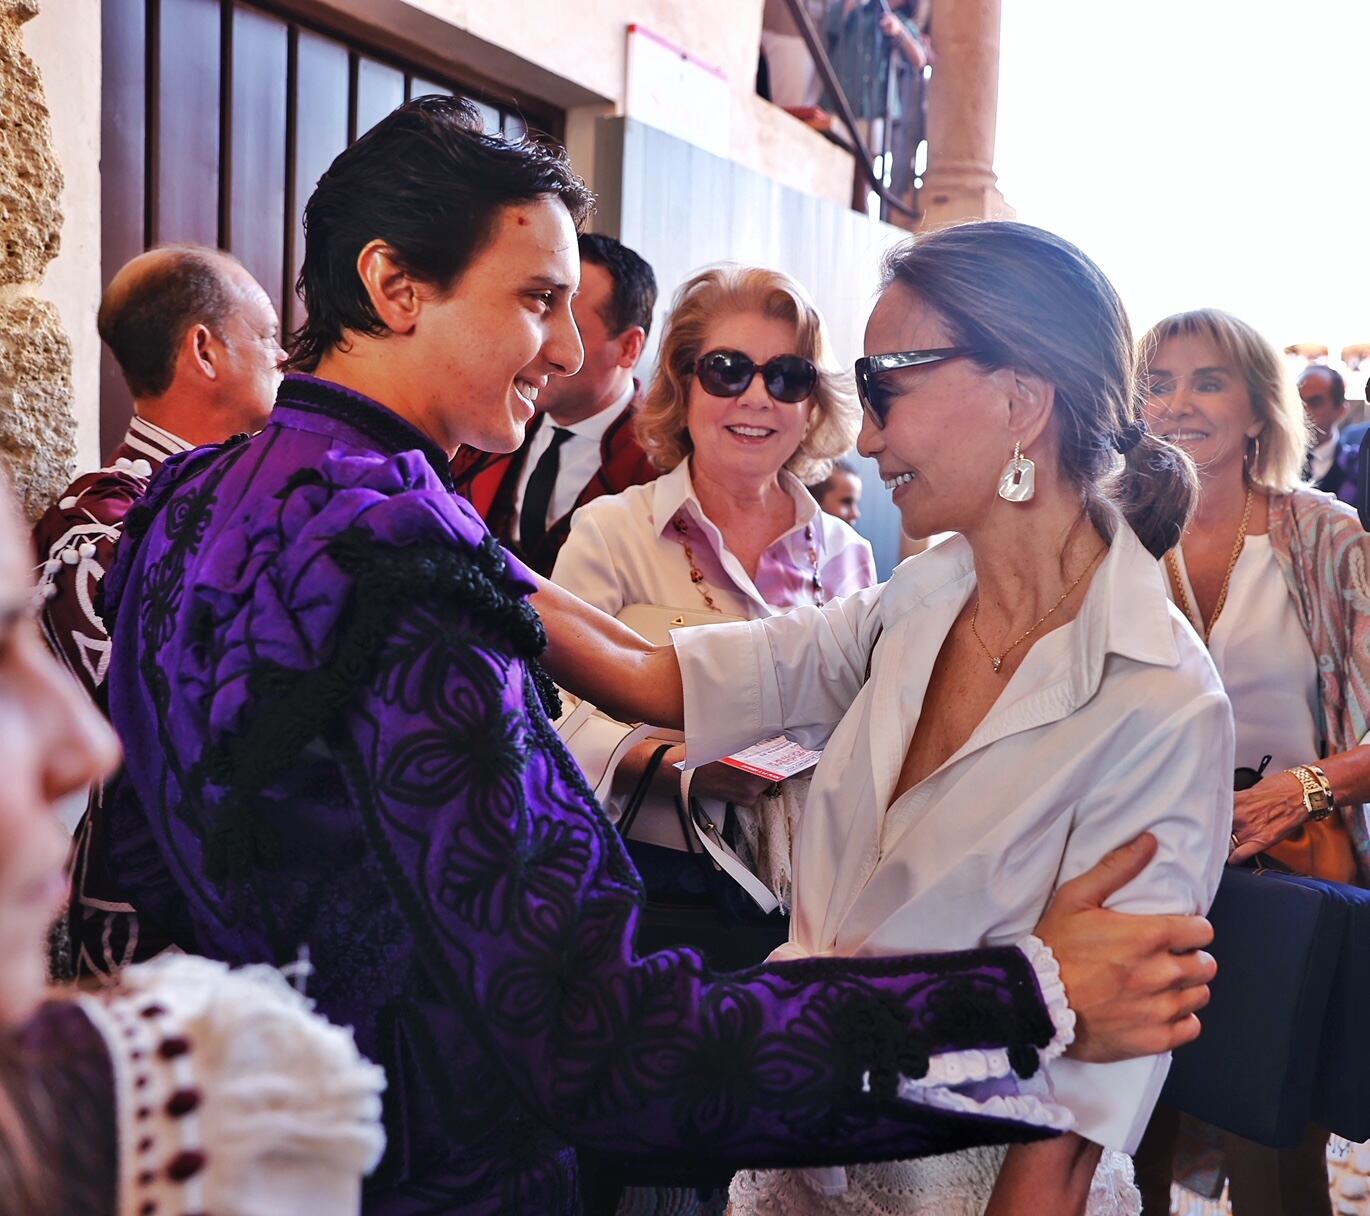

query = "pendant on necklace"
991;656;1002;673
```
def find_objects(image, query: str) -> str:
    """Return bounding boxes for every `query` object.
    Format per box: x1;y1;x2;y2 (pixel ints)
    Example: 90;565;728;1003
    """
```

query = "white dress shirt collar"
649;456;819;541
557;379;635;444
1309;426;1340;483
881;524;1181;731
889;523;1179;665
123;415;195;464
512;384;638;541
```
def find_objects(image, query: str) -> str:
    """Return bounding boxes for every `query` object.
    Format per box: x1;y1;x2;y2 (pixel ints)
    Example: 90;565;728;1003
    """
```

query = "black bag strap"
617;742;673;839
674;796;705;856
865;623;885;684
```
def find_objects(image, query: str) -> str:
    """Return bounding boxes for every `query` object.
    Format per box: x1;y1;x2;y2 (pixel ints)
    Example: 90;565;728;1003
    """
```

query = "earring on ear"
998;441;1036;503
1247;432;1262;472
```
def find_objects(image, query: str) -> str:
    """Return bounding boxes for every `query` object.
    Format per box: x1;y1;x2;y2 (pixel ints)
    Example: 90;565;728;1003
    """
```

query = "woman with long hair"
534;220;1233;1214
1133;309;1370;1216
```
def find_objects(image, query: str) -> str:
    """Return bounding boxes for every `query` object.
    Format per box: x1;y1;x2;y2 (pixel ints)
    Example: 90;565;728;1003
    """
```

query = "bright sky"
997;1;1370;381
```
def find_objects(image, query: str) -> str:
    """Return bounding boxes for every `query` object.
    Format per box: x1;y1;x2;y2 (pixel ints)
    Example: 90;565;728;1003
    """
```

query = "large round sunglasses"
855;347;977;428
694;348;818;404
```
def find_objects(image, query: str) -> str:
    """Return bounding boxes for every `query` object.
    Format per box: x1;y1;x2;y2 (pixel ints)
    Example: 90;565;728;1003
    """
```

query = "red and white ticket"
718;736;822;782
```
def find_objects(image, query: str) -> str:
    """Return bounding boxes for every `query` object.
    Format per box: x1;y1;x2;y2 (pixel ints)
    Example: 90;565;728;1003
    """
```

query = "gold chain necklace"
1165;485;1253;645
970;545;1107;674
671;514;823;612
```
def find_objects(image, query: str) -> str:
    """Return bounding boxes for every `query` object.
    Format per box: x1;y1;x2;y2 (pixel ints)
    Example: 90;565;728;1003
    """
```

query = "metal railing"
778;0;925;223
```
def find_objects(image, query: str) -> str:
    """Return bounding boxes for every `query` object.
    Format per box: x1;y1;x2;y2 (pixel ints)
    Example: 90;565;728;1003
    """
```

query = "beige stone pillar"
0;0;74;521
919;0;1013;230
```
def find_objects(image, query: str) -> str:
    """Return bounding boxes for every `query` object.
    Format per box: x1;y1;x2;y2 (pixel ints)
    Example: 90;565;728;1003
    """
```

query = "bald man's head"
1298;364;1348;442
99;246;249;399
97;246;284;440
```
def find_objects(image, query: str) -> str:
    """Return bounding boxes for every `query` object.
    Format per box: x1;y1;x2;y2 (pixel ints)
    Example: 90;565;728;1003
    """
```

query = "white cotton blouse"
550;458;877;621
1166;536;1321;775
552;458;877;848
673;525;1234;1152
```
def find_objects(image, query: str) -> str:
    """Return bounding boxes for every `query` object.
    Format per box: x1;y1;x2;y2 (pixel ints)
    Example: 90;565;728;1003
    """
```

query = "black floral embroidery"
382;699;527;812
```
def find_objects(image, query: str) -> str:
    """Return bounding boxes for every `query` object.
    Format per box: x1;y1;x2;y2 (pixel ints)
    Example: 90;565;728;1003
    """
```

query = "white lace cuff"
888;935;1077;1132
1020;932;1077;1063
78;953;386;1216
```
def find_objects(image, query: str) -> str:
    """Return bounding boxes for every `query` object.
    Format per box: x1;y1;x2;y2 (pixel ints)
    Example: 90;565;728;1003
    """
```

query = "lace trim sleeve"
77;953;386;1216
890;935;1075;1131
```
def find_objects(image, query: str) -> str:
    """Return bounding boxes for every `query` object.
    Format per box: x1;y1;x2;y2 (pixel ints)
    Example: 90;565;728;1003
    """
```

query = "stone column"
918;0;1013;230
0;0;73;521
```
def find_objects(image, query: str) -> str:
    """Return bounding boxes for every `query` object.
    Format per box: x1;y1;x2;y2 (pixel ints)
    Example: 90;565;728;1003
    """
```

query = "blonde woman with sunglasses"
552;266;876;864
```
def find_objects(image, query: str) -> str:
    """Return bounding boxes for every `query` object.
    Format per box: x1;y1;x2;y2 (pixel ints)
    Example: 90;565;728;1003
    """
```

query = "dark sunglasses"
855;346;977;428
694;349;818;404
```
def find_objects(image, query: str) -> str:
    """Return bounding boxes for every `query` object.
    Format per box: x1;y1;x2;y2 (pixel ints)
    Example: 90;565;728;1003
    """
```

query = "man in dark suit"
453;233;659;574
1299;365;1358;509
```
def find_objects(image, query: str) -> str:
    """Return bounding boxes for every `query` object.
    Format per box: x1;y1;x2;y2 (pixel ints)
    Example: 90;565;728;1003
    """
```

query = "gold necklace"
671;513;824;612
970;545;1107;673
1165;485;1253;645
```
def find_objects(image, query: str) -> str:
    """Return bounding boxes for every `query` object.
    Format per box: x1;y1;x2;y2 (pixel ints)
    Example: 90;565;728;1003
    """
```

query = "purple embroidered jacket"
87;374;1063;1214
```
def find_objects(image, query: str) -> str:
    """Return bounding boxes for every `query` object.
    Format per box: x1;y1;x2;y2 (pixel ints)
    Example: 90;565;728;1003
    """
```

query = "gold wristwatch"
1287;764;1335;822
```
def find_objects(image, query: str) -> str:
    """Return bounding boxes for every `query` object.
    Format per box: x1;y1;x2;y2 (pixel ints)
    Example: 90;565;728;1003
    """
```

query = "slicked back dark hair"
98;245;239;399
579;233;657;341
285;95;595;371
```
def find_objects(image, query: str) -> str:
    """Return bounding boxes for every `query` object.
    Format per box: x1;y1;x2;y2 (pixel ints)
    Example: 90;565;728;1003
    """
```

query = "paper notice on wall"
718;736;822;782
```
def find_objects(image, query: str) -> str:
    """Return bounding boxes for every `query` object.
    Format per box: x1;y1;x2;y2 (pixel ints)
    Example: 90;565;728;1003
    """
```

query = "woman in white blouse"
535;221;1234;1216
552;265;876;854
1134;310;1370;1216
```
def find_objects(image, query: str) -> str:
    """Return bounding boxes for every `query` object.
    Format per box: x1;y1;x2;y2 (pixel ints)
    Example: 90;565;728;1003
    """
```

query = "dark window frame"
100;0;563;455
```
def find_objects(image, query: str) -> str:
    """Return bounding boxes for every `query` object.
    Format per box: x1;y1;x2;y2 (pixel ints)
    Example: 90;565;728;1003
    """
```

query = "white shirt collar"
124;415;195;462
649;457;819;540
556;380;635;445
1309;426;1340;480
885;523;1180;695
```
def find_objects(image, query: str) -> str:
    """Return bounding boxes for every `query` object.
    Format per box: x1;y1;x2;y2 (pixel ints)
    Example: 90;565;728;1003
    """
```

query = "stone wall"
0;0;73;522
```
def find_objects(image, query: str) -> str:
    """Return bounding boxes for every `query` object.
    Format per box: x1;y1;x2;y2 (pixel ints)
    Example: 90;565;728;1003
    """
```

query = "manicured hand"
1034;833;1216;1062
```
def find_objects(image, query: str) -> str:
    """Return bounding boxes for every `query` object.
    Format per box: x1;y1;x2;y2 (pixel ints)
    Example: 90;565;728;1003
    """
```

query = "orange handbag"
1263;815;1358;885
1237;754;1359;885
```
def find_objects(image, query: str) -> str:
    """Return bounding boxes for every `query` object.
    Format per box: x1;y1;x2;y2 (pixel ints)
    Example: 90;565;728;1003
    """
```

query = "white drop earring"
998;441;1035;503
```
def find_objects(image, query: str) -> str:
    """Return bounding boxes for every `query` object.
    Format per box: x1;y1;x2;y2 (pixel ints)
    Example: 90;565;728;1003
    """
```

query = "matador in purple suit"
81;98;1217;1213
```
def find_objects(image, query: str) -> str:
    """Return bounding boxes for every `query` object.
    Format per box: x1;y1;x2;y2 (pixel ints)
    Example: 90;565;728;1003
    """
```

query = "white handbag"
553;604;741;802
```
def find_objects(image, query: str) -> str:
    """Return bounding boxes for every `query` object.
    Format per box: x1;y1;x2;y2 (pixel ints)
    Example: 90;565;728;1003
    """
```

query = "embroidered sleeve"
77;954;385;1216
333;581;1069;1165
32;466;150;694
